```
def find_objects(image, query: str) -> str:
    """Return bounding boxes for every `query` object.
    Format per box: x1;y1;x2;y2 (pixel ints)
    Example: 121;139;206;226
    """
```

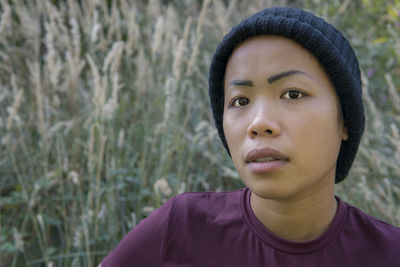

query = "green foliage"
0;0;399;266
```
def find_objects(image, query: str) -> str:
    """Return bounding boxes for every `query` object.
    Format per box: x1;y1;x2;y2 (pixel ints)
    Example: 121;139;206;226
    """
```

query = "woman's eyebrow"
228;80;253;87
267;70;314;84
227;70;313;87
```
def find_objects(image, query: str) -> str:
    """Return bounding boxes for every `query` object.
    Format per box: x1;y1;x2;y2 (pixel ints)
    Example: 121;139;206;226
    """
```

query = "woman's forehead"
224;36;329;87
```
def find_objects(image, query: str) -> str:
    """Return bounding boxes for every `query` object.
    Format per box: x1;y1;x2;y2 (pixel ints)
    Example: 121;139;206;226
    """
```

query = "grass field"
0;0;399;266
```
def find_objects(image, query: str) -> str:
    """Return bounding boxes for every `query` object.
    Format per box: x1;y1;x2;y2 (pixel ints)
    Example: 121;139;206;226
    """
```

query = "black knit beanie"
208;7;365;183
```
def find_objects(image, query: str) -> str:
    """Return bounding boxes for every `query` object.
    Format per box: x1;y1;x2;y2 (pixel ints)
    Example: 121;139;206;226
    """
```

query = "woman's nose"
246;109;281;138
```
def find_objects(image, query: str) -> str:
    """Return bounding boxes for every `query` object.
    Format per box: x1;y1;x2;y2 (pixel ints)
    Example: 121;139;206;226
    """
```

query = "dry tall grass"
0;0;399;266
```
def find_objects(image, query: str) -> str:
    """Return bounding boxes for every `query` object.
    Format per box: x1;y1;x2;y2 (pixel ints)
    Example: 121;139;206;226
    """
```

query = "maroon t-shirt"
101;188;400;266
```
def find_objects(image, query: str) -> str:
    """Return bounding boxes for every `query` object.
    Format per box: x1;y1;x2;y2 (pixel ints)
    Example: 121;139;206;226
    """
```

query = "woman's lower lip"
247;160;287;173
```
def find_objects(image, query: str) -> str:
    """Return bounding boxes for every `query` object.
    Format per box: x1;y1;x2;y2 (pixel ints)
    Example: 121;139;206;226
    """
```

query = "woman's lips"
247;160;288;173
245;147;289;173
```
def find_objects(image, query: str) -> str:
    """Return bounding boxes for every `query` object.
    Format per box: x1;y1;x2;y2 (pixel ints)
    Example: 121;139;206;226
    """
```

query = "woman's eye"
231;97;249;108
282;90;305;100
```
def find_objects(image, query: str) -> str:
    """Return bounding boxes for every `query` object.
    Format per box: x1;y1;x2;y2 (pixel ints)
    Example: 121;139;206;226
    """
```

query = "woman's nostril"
265;129;273;134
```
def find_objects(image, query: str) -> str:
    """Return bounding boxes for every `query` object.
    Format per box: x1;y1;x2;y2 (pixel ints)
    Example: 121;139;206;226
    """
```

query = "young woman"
100;7;400;266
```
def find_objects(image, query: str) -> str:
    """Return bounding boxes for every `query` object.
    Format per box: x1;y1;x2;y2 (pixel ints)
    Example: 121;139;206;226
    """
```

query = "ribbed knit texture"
208;7;365;183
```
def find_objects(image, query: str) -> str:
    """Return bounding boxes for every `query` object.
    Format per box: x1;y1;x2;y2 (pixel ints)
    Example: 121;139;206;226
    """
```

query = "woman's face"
223;35;348;201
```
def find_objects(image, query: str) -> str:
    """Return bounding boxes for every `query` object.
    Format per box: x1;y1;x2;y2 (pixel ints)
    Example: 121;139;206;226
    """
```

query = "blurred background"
0;0;399;266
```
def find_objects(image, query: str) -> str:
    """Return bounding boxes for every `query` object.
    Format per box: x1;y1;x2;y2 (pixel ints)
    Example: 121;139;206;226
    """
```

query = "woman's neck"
250;185;337;242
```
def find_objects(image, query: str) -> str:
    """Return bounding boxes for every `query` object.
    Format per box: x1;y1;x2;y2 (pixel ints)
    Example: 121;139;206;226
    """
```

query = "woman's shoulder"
346;203;400;234
168;188;246;225
173;187;245;204
344;201;400;252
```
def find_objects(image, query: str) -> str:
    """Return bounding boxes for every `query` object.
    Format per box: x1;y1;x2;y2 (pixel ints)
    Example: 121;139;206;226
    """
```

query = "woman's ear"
342;126;348;141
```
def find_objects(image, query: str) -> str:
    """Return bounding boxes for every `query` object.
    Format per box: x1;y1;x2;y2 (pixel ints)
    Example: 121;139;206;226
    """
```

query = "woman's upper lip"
245;147;289;163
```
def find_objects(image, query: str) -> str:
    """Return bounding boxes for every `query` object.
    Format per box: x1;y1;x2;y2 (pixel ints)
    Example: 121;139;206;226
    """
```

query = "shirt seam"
161;196;175;265
347;206;400;230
